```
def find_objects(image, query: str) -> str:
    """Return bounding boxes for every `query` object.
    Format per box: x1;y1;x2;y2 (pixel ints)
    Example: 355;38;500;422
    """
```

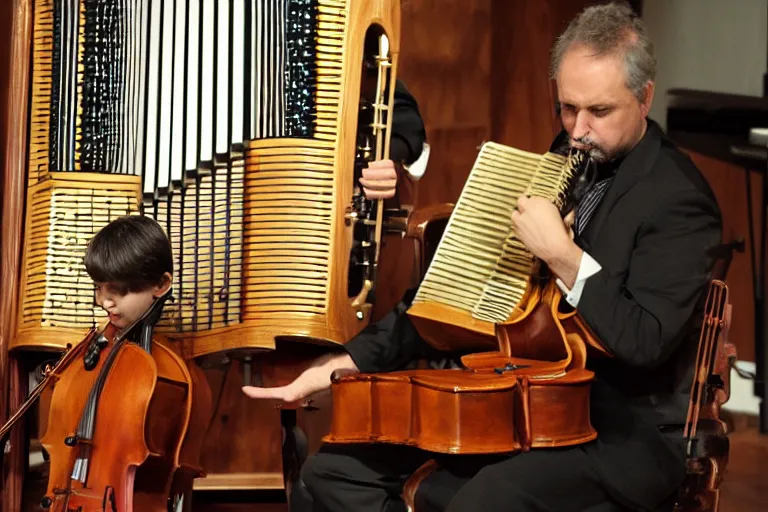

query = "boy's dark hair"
85;215;173;293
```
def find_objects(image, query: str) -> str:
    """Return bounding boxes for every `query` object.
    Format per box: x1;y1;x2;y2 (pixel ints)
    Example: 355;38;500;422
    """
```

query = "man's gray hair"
550;1;656;101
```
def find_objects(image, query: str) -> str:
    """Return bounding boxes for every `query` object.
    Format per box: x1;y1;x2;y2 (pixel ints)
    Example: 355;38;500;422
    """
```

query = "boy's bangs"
84;244;133;291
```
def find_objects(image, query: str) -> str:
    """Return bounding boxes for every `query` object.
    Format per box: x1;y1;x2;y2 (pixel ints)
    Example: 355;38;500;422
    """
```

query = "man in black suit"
243;2;722;511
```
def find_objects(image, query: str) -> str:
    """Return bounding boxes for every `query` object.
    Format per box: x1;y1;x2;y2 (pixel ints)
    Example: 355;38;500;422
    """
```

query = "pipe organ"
15;0;402;353
4;0;403;505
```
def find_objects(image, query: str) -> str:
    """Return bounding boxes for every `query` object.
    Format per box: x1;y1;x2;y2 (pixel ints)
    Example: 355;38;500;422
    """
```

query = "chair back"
674;279;736;512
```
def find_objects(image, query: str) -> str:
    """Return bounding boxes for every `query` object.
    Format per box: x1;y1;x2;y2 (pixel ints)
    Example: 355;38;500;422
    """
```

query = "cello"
0;292;209;511
324;275;597;454
323;143;608;455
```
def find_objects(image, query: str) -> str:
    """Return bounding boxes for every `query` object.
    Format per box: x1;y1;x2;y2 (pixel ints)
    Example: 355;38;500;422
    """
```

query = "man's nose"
102;297;115;309
572;111;590;140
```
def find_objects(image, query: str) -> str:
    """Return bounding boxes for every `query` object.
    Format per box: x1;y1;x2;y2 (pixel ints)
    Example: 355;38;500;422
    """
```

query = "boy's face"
94;274;171;329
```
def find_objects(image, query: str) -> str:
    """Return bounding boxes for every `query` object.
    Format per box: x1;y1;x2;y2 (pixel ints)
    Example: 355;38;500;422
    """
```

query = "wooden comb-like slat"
413;143;583;324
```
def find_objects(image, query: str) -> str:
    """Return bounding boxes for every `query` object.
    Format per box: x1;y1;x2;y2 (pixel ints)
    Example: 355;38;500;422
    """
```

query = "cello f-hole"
102;486;118;511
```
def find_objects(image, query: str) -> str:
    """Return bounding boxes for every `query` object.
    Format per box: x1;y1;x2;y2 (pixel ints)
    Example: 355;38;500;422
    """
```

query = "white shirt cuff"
403;142;430;181
555;252;602;308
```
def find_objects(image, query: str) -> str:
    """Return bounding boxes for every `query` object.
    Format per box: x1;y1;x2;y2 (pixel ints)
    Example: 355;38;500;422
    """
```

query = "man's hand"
360;159;398;199
511;195;583;288
242;353;359;406
511;195;571;261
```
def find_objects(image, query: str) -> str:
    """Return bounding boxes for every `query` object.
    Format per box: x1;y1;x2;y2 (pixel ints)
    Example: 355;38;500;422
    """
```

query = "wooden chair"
671;239;742;511
673;279;735;512
402;279;736;512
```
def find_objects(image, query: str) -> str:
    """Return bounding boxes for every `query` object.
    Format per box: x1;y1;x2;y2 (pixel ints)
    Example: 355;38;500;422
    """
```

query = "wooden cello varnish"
39;298;204;511
325;280;597;454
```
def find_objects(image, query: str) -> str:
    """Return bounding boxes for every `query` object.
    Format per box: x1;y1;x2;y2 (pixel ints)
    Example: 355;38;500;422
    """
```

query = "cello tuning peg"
40;496;53;509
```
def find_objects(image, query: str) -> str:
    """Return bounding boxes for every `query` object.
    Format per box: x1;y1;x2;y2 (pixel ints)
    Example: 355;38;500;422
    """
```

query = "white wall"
642;0;768;130
644;1;767;416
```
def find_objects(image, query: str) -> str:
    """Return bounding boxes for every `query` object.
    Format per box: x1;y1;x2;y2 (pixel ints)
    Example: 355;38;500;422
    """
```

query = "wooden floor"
193;415;768;512
718;416;768;511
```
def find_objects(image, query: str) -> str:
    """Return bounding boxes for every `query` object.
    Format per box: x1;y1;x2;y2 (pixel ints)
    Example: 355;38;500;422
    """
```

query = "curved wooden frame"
0;0;32;509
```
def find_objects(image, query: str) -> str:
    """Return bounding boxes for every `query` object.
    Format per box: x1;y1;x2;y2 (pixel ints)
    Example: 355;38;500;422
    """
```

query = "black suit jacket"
345;119;722;511
574;119;722;510
390;80;427;166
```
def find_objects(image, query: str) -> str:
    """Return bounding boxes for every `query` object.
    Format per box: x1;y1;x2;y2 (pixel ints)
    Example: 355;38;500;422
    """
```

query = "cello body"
325;279;598;454
326;364;594;454
39;319;204;511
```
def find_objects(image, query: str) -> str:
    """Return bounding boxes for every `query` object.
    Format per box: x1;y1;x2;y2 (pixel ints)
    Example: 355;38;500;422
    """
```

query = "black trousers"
295;443;637;512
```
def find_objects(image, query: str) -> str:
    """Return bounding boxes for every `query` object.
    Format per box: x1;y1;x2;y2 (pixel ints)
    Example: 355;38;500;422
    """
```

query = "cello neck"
71;335;130;484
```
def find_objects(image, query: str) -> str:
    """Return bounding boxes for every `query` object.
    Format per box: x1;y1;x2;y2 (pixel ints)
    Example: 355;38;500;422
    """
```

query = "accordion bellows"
407;142;584;351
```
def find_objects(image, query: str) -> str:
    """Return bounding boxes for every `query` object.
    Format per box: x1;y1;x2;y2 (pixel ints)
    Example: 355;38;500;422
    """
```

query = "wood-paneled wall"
1;0;33;510
396;0;605;209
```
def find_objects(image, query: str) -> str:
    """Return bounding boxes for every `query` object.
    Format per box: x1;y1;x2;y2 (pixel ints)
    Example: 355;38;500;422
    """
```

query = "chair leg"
281;409;309;508
402;459;440;512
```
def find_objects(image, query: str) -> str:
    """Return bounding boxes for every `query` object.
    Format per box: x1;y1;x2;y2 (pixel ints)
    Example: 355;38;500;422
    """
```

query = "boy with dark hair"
84;214;173;328
79;214;209;509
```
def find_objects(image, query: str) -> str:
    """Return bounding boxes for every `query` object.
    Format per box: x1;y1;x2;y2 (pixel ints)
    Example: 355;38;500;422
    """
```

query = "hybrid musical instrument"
325;143;602;454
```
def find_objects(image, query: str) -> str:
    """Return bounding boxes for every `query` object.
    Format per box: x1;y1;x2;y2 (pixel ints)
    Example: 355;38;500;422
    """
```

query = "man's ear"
154;272;173;297
640;81;655;117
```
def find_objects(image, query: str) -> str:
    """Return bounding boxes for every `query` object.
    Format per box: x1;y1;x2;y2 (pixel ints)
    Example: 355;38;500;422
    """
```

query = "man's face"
556;43;652;163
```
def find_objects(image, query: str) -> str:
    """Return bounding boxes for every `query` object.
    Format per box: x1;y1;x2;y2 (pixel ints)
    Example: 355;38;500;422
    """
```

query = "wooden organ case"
0;0;413;508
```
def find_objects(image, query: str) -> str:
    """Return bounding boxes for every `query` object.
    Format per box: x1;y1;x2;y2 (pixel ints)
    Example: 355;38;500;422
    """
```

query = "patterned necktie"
574;177;613;235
